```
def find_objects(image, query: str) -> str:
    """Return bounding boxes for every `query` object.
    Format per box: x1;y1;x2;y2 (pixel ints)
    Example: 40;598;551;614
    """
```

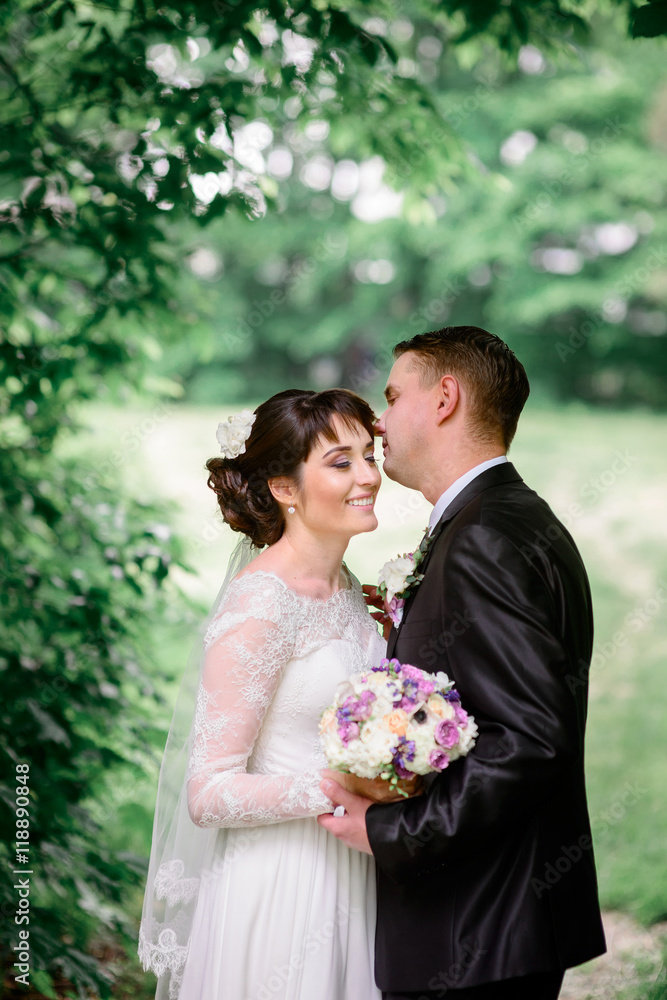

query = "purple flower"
435;719;460;749
373;657;402;674
428;748;450;771
392;738;416;775
337;690;376;724
444;689;461;703
337;721;360;745
401;678;421;703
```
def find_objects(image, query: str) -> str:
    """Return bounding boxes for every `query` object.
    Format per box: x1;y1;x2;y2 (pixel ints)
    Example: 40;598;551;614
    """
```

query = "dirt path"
561;911;666;999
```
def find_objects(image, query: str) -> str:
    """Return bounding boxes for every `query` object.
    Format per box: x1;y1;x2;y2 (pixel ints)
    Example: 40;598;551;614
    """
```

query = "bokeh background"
1;1;666;997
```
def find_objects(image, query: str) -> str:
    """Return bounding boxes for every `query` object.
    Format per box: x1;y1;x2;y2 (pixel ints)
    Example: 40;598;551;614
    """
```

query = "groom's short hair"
394;326;529;448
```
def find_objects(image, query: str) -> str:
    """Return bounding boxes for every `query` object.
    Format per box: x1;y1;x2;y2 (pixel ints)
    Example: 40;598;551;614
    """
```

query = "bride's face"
294;415;381;537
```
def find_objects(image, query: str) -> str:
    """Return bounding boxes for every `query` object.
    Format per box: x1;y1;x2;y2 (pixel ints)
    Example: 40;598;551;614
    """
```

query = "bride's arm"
186;614;333;828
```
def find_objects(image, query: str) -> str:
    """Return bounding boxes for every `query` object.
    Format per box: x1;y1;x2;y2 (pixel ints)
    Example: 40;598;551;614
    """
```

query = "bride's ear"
268;477;296;508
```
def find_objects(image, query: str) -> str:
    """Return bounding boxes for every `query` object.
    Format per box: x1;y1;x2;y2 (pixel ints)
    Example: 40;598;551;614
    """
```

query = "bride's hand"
322;769;424;804
361;585;393;640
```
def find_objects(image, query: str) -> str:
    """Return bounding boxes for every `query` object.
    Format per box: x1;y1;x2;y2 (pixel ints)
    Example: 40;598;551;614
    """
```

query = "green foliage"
150;17;667;408
0;445;191;996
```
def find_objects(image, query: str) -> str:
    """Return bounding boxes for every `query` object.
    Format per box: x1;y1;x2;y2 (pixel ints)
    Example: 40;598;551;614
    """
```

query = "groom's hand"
362;584;393;640
317;770;373;855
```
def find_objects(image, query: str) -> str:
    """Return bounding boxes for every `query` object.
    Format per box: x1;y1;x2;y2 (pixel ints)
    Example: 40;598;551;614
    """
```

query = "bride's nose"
355;458;380;487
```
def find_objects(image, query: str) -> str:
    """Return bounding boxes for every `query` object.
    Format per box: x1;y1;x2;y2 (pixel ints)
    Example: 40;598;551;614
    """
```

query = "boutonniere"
377;526;434;625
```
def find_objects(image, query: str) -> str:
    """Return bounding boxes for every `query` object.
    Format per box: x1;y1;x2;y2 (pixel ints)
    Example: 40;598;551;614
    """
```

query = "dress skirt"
178;815;381;1000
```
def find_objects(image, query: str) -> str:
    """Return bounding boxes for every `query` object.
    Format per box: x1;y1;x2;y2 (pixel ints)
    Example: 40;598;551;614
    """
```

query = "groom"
318;326;606;999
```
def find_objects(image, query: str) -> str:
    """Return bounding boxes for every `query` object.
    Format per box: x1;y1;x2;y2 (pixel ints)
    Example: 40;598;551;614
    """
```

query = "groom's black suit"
365;462;606;995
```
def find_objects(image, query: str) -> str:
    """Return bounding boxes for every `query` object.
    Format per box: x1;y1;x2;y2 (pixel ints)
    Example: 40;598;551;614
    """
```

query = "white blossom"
216;409;256;459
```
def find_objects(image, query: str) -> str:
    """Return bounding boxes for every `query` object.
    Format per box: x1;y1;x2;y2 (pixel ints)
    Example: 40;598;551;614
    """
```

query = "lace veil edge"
137;535;262;999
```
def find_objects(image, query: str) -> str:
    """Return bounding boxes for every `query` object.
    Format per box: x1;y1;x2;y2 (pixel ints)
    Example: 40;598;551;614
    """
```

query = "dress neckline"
232;565;354;604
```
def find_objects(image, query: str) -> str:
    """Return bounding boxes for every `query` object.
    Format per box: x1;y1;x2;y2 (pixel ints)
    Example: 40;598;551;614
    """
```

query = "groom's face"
375;352;434;488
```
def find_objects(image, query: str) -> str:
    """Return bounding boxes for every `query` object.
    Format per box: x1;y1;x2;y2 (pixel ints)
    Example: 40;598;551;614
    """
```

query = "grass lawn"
59;397;667;992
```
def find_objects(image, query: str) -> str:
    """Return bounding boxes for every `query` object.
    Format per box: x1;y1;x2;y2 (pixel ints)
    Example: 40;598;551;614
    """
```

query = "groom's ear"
435;374;460;424
268;477;296;505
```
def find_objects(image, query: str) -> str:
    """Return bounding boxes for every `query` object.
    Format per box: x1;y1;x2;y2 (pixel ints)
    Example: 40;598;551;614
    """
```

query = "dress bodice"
187;568;385;829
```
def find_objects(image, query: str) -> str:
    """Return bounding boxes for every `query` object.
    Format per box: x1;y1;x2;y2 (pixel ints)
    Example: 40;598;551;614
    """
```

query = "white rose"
405;722;438;774
345;737;381;778
365;674;399;713
434;671;454;693
321;732;347;768
360;720;399;769
378;555;415;601
216;409;256;459
349;758;380;779
458;717;479;755
426;694;455;720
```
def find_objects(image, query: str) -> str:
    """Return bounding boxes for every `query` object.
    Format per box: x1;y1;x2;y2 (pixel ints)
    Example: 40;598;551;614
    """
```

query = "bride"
139;387;403;1000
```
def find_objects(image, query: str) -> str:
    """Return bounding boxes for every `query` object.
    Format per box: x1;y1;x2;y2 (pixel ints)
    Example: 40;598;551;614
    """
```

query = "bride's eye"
366;454;377;464
332;461;351;469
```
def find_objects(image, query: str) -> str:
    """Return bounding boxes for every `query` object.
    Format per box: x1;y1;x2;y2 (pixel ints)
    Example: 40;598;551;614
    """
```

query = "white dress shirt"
427;455;508;535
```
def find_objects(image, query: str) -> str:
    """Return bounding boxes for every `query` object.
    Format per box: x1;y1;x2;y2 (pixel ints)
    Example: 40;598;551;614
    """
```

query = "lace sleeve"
186;583;333;829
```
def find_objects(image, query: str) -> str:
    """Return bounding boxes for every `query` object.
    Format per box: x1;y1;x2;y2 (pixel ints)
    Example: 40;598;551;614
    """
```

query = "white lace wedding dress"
173;565;385;1000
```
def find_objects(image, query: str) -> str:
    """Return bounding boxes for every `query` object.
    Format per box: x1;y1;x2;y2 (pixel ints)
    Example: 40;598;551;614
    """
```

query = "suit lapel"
387;463;524;655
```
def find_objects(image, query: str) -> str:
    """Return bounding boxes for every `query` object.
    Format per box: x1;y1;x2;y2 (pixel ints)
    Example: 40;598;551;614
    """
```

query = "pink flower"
338;691;375;723
429;748;450;771
338;722;360;745
435;719;459;749
387;596;405;625
454;705;468;726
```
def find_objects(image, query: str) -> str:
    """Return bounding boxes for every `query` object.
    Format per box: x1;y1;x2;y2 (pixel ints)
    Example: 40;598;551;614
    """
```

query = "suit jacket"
365;462;606;992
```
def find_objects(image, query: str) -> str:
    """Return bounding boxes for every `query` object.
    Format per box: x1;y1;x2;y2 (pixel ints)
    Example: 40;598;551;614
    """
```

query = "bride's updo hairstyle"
206;388;376;548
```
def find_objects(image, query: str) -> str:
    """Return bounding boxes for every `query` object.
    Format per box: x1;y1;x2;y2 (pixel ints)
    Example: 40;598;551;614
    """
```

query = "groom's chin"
381;459;401;484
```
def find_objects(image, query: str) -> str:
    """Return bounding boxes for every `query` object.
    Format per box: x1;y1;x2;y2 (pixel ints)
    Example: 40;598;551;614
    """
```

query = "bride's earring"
288;505;295;514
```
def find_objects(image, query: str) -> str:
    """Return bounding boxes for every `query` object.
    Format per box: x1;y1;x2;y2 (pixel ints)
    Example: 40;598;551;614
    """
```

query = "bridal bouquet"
319;658;478;798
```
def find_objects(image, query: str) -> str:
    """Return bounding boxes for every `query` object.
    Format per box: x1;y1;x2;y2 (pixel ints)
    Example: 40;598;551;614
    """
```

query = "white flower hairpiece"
216;409;256;459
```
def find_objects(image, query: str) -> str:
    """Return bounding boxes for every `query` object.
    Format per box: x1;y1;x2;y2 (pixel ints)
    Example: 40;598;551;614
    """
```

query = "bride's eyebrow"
322;444;349;458
322;441;374;459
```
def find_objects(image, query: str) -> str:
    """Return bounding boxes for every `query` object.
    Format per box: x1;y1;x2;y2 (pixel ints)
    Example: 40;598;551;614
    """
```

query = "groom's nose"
373;414;385;434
